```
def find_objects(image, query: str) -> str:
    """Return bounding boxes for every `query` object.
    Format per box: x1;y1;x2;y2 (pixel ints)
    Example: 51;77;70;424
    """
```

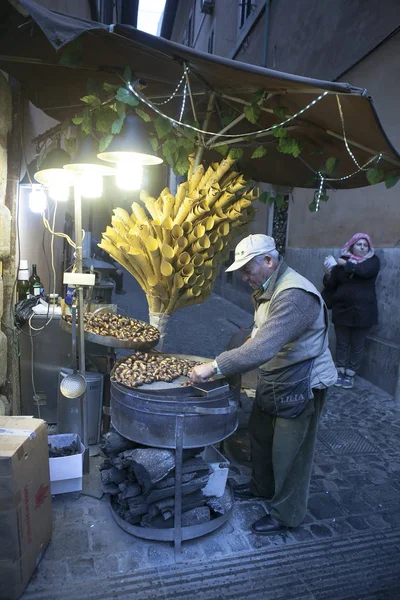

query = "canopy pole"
193;92;215;170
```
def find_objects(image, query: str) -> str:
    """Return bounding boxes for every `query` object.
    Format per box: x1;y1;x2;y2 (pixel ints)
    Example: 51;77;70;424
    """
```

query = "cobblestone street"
22;276;400;599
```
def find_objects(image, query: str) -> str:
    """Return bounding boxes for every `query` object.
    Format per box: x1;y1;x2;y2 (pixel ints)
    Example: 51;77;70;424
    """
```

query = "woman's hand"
323;264;332;276
337;258;347;267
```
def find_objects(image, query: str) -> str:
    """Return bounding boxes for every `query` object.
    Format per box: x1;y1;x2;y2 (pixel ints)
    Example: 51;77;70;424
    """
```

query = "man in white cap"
189;234;337;534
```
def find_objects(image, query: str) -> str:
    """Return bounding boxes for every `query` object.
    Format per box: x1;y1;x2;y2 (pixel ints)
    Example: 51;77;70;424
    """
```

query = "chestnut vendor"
189;234;337;534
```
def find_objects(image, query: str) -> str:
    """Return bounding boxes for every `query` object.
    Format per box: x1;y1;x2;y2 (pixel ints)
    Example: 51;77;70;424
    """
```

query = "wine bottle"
29;264;42;297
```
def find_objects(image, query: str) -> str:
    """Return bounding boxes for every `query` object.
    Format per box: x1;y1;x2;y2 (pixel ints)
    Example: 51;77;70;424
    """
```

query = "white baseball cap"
226;234;276;272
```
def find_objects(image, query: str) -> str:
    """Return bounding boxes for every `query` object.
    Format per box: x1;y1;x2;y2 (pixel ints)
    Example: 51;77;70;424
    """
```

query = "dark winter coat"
322;255;380;328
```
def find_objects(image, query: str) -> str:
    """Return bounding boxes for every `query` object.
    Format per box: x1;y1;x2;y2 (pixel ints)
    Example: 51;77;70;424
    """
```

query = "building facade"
162;0;400;395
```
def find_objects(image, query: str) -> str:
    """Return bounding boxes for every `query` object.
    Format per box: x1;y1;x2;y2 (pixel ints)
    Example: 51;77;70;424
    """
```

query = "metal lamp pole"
73;184;89;473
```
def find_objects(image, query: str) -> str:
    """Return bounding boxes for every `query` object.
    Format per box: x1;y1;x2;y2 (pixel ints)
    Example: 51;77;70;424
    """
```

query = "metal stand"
109;409;235;562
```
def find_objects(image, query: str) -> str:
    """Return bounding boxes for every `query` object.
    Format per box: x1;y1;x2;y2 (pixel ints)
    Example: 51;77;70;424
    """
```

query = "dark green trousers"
248;388;326;527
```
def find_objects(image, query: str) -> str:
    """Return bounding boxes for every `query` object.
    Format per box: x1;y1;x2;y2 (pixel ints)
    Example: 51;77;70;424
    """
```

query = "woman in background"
322;233;380;389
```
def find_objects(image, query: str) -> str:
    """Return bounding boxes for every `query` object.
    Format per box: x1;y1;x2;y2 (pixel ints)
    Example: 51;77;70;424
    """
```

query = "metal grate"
318;428;378;454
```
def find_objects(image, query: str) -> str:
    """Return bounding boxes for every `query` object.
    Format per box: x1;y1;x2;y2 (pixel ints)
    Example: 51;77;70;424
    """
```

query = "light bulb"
116;160;143;190
78;171;103;198
46;172;71;202
29;186;47;213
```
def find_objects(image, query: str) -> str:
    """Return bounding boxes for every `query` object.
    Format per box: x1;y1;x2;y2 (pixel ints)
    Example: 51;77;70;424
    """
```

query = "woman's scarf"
341;233;375;264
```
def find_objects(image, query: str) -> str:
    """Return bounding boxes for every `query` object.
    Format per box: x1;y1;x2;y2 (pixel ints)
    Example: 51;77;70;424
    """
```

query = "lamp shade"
20;159;38;187
97;115;163;166
34;148;71;185
64;135;115;176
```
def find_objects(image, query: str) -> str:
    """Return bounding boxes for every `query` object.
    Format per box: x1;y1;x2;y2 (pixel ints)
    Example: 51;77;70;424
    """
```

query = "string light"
128;81;329;140
151;66;189;106
179;83;187;122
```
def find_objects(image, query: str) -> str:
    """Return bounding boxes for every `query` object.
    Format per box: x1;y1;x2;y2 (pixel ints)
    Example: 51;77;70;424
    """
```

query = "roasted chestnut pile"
113;352;199;388
63;312;159;343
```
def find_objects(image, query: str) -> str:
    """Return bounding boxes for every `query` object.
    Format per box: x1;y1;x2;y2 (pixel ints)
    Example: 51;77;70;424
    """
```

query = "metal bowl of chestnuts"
60;311;160;349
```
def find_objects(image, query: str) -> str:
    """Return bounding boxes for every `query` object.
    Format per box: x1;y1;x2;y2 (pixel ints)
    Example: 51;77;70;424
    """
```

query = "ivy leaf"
116;101;126;118
123;65;132;83
273;106;289;120
275;194;286;208
162;138;178;167
252;89;265;103
135;107;151;122
82;107;92;134
325;157;337;174
221;112;236;127
95;107;118;132
320;192;329;202
366;167;384;185
111;115;125;135
228;148;244;162
181;121;198;141
99;135;113;152
103;82;120;94
174;147;190;176
214;144;229;156
116;87;139;106
251;145;267;159
278;136;302;157
149;137;159;151
244;104;260;124
72;116;83;125
308;200;317;212
258;191;270;204
64;137;76;156
155;116;173;139
80;95;101;107
273;126;288;138
385;173;400;189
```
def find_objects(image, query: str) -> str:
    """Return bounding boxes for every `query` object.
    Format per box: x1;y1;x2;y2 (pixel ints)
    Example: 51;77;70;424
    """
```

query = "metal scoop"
60;306;86;399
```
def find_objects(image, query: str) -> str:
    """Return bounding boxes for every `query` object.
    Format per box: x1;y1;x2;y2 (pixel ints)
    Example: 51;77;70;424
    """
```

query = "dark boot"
251;515;288;534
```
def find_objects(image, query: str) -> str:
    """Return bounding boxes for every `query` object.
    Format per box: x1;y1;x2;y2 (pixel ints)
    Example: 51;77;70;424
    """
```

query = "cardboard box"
48;434;84;495
0;417;52;600
201;445;230;498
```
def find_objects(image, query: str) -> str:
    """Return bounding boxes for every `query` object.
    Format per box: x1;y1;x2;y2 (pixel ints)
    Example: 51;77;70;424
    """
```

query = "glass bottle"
17;260;30;302
29;264;42;297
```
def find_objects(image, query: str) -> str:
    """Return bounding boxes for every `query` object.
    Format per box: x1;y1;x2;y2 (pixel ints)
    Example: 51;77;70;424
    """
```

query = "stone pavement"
22;275;400;599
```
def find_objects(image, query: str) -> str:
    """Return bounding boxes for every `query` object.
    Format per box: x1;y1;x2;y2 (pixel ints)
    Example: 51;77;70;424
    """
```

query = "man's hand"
189;361;216;383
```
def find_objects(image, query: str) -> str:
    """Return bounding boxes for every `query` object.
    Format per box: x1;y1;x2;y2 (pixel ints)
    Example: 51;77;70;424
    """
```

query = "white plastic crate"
201;445;230;498
48;433;84;495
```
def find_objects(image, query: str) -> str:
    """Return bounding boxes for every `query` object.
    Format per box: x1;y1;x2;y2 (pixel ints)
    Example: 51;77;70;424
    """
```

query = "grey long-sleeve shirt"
216;288;320;377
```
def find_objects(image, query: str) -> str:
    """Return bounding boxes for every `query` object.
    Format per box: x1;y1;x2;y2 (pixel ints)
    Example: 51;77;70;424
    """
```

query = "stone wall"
0;73;12;415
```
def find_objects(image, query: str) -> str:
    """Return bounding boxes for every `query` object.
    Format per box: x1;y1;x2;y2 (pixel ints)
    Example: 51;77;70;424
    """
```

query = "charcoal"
101;482;120;495
124;511;142;525
126;495;148;517
206;487;233;516
110;455;126;470
101;467;128;485
119;448;176;491
147;490;206;521
48;440;80;458
145;474;209;504
99;458;113;471
156;471;196;489
111;500;127;519
118;483;142;501
181;457;211;475
141;506;211;528
100;431;138;456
